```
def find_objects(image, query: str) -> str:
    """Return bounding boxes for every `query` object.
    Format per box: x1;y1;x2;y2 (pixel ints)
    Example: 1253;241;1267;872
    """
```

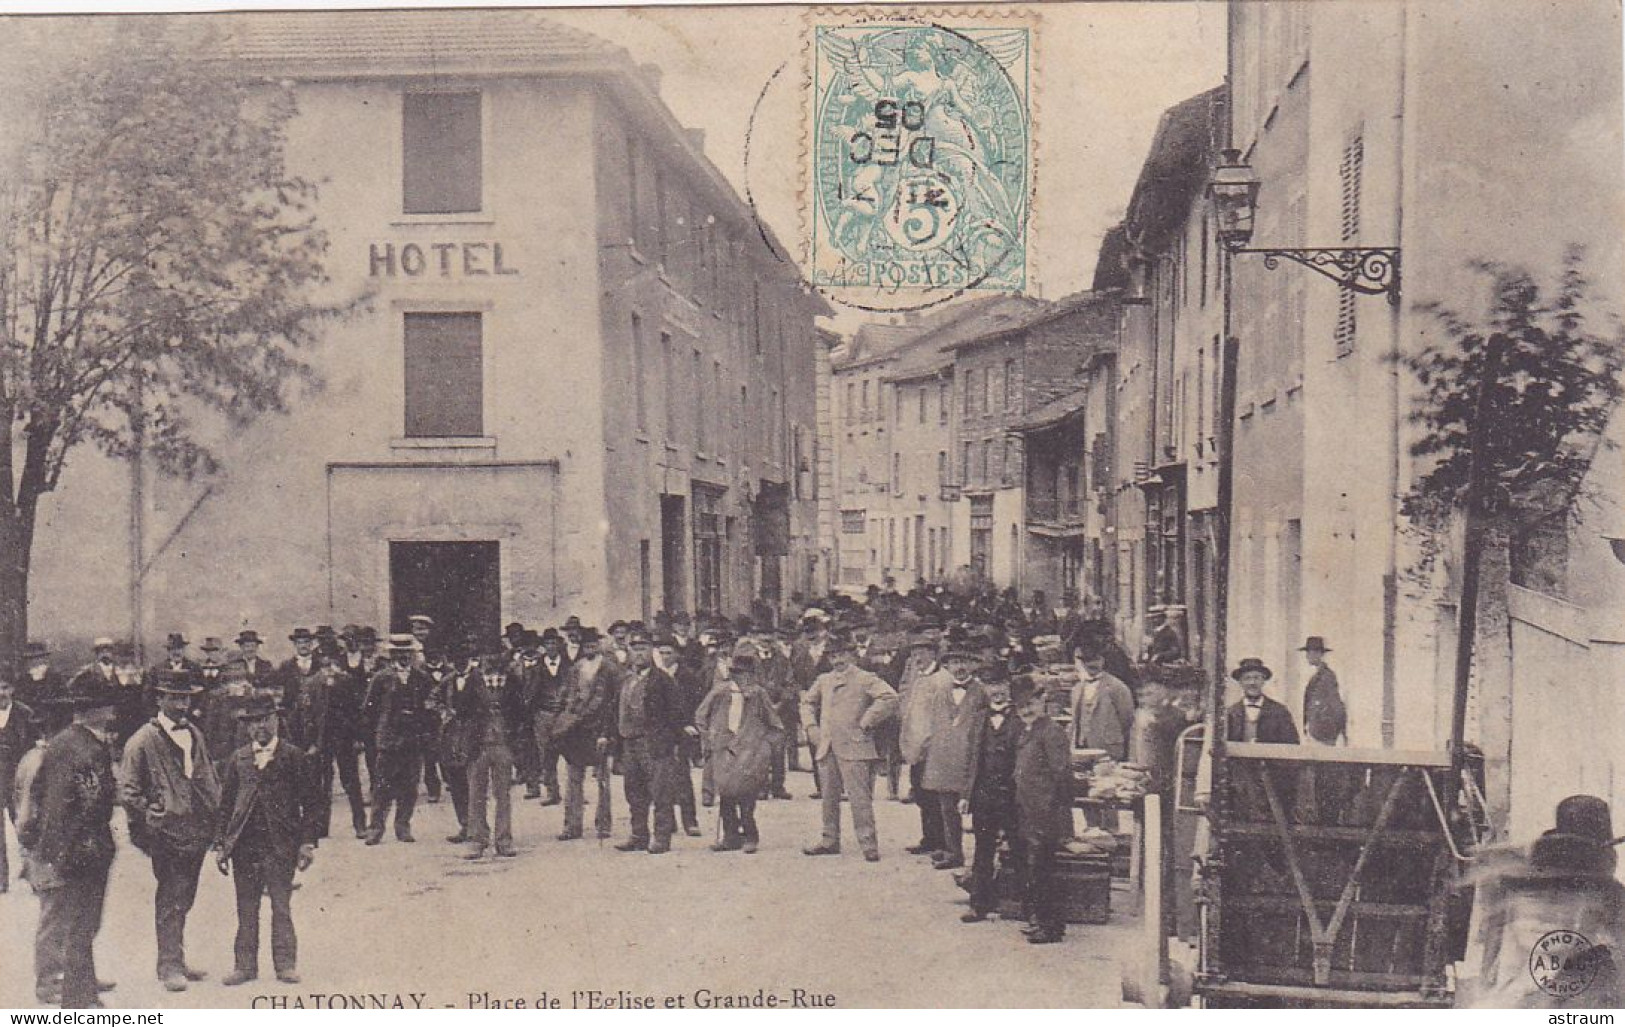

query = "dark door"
389;541;501;651
660;495;687;616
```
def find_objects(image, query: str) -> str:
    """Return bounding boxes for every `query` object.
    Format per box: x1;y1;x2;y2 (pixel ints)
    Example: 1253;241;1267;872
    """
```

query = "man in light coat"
898;627;950;855
119;672;221;992
921;639;988;870
800;631;900;863
1069;640;1135;762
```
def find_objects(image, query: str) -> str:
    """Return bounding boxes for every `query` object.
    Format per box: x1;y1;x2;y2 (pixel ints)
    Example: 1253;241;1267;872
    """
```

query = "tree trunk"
1474;513;1515;841
0;495;34;678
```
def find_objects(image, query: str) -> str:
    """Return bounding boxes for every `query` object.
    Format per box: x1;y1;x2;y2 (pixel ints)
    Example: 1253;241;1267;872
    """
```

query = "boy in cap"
119;671;220;991
214;695;321;986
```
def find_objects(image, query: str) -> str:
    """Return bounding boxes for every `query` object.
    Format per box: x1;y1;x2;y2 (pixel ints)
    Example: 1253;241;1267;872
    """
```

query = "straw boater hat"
386;633;417;654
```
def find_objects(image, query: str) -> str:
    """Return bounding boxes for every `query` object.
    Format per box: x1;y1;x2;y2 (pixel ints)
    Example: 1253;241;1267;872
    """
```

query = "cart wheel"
1120;793;1167;1006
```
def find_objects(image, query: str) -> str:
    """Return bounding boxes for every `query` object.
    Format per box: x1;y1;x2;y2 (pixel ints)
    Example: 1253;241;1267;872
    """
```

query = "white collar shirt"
726;682;745;734
157;712;195;777
252;737;279;770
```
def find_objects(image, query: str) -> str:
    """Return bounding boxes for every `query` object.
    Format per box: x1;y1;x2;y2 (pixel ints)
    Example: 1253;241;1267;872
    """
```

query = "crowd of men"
0;581;1350;1008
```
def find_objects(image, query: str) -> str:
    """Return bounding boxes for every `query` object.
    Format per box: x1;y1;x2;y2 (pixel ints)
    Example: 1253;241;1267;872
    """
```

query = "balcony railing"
1027;493;1086;525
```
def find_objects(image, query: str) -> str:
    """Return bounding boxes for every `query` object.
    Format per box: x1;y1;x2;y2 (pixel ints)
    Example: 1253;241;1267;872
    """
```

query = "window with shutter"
403;312;483;437
402;92;482;215
1336;133;1364;357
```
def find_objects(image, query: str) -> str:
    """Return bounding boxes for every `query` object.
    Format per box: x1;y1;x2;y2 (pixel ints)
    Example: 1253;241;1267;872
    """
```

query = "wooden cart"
1124;740;1479;1008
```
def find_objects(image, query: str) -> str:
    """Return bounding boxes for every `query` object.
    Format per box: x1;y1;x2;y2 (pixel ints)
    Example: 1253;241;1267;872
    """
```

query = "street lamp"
1208;149;1260;249
1206;148;1401;303
1204;146;1407;761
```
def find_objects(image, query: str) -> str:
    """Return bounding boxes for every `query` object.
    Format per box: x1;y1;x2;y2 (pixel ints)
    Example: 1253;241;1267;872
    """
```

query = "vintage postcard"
0;0;1621;1013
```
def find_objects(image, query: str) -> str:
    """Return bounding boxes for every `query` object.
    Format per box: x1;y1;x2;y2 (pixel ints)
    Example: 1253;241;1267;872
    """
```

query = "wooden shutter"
402;92;482;215
1336;134;1364;357
404;312;483;437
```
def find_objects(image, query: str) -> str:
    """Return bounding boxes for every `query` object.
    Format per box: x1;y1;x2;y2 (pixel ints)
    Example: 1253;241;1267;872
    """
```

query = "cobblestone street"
1;770;1134;1009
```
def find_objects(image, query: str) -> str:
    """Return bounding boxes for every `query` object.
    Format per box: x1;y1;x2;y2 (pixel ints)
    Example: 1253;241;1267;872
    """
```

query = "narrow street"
0;770;1134;1009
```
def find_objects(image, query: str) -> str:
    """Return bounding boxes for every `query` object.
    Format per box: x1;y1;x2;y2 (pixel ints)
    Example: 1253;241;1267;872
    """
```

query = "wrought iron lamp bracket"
1231;245;1401;302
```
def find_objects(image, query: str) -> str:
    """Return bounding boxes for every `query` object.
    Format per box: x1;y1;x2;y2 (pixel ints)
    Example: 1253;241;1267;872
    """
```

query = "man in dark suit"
523;628;571;807
18;641;63;714
451;642;519;859
274;629;324;735
611;628;688;855
957;671;1020;923
361;635;439;844
149;633;201;682
509;630;544;799
227;631;275;691
1299;636;1347;745
1224;658;1300;744
1014;674;1072;945
214;695;321;986
21;679;122;1007
1;674;39;894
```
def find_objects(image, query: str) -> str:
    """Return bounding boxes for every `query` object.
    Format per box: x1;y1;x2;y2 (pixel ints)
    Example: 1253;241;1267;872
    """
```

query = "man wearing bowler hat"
361;635;439;844
275;628;324;729
197;638;227;685
610;627;687;854
1299;636;1347;746
19;641;63;714
800;628;900;863
20;675;123;1007
523;628;570;807
228;631;274;691
551;627;622;841
119;670;221;992
151;633;200;680
214;694;321;987
1224;658;1299;744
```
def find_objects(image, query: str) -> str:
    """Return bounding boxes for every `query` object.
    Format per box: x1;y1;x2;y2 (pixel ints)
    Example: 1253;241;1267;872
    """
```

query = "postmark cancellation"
805;8;1034;310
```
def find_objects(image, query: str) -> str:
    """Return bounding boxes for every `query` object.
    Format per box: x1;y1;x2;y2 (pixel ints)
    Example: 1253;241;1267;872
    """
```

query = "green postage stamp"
809;14;1032;308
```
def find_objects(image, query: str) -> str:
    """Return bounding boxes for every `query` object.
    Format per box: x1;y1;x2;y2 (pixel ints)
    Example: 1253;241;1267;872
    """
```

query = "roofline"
883;363;954;385
945;290;1121;354
1010;399;1089;435
223;50;821;304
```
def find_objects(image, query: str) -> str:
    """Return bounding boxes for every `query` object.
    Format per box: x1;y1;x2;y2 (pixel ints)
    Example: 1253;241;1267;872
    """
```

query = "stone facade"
25;9;827;658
